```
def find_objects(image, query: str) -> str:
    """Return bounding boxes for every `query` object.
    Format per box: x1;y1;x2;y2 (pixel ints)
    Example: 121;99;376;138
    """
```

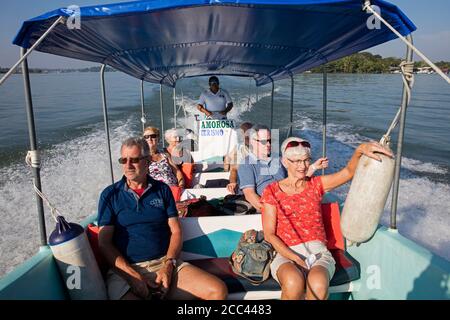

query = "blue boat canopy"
13;0;416;87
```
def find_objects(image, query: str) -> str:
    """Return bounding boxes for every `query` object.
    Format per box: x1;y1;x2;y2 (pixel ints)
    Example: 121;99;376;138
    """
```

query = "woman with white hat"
260;137;393;300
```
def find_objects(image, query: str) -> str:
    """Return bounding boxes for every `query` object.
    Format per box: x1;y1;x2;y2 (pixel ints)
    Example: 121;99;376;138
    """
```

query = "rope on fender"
380;61;415;146
25;150;61;222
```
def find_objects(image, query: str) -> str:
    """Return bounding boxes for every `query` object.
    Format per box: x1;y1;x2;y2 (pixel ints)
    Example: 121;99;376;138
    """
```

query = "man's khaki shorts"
270;240;336;283
106;256;189;300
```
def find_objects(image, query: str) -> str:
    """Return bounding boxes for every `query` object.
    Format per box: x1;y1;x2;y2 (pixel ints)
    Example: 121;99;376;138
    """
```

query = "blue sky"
0;0;449;68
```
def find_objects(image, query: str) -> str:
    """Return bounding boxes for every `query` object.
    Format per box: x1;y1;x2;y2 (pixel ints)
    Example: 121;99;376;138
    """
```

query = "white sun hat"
281;137;312;158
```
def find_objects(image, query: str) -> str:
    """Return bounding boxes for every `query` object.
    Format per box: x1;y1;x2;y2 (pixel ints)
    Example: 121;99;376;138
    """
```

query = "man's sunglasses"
118;156;146;164
209;81;219;85
285;140;311;151
254;139;272;145
143;134;158;140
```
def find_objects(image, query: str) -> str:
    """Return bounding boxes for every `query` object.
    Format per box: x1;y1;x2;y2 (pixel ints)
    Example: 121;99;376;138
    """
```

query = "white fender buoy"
340;151;395;244
49;216;107;300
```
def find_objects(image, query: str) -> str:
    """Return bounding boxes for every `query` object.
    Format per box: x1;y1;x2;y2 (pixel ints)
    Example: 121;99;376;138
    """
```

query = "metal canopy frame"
390;35;414;230
322;66;328;176
140;80;146;133
100;65;115;185
20;48;47;246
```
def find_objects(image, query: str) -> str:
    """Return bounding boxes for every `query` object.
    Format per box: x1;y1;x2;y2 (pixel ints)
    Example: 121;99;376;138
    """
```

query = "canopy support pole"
0;16;64;87
173;85;177;128
140;80;146;132
288;74;294;137
160;84;165;148
390;35;414;230
100;65;114;185
270;78;275;129
21;48;47;246
322;66;328;175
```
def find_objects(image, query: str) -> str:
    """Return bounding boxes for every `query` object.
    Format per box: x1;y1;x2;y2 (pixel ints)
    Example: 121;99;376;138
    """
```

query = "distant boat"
416;67;435;74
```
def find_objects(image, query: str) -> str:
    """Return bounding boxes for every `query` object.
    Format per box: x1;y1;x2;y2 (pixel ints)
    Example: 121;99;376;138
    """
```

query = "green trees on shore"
311;52;449;73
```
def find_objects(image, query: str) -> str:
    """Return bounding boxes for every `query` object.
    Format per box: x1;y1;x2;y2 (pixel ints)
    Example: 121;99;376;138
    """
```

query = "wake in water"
0;119;134;276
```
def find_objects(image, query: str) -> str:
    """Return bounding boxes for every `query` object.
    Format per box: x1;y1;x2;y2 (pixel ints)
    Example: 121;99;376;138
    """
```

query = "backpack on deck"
229;229;274;284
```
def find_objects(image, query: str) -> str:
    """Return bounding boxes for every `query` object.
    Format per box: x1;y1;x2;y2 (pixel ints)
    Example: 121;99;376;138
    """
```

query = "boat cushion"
169;185;183;202
86;224;109;277
181;163;195;188
321;202;345;250
188;249;360;293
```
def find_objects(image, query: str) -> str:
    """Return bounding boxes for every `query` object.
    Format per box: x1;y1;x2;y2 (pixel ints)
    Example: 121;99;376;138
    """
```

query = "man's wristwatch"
165;258;177;268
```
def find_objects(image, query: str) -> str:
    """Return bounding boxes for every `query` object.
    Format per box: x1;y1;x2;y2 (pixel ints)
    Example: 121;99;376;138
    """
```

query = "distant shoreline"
0;66;116;74
1;52;449;75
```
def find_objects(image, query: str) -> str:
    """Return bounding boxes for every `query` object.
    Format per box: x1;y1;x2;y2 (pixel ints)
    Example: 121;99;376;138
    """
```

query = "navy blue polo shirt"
97;175;178;263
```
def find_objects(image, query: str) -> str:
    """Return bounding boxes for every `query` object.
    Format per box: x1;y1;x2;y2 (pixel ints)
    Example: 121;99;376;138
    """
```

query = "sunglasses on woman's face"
118;156;145;164
254;139;271;145
143;134;158;140
285;140;311;151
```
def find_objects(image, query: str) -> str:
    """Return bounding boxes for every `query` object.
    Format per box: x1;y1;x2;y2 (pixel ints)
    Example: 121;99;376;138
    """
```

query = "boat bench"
87;202;360;300
179;203;361;300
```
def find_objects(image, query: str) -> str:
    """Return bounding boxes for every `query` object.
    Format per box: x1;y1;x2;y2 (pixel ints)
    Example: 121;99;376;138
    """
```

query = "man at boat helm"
237;124;328;211
97;137;228;300
197;76;233;119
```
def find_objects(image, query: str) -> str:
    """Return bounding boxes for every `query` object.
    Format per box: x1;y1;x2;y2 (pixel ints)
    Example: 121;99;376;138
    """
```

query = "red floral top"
260;176;327;246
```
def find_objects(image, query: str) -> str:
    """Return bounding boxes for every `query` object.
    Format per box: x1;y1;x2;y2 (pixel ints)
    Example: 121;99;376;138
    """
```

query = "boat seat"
188;249;360;298
180;202;361;299
87;202;361;299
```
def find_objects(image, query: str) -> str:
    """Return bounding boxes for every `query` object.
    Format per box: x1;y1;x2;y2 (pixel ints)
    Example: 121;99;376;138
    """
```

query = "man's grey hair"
121;137;150;157
248;124;270;141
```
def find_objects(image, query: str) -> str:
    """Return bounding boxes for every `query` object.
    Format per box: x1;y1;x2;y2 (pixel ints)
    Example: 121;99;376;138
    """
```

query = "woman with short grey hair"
261;137;393;300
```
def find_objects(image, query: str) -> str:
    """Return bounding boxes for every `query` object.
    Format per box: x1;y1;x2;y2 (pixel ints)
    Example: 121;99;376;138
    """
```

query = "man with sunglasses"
236;124;285;212
97;137;227;300
197;76;233;120
238;125;327;212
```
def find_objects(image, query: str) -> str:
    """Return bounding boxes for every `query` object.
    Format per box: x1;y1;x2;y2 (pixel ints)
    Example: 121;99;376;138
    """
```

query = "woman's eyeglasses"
285;140;311;151
286;158;311;166
118;156;146;164
143;134;158;140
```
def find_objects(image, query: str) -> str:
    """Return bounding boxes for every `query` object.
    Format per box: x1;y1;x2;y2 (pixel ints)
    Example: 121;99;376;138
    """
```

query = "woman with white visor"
260;137;393;300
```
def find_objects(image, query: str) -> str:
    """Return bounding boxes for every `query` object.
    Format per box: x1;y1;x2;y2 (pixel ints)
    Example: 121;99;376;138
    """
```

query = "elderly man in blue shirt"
237;124;287;212
97;137;227;300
